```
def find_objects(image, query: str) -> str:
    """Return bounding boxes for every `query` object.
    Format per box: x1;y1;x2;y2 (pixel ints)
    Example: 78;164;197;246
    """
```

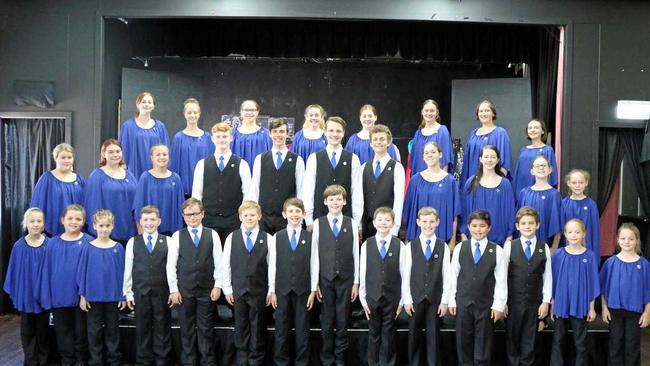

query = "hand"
168;292;182;307
395;305;403;320
601;306;611;324
404;303;414;317
449;307;457;316
586;308;596;322
491;310;503;322
126;300;135;310
504;304;509;318
363;305;371;320
266;294;273;307
210;287;221;302
270;293;278;309
639;311;650;328
438;304;448;317
118;301;127;311
317;286;323;302
351;284;359;302
79;296;91;312
226;294;234;305
306;291;316;310
538;303;549;319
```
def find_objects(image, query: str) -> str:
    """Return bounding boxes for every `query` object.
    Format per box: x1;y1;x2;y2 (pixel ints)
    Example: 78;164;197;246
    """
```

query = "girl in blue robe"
600;223;650;366
408;99;454;175
460;145;515;246
134;144;184;235
84;139;137;243
30;143;85;236
517;155;562;249
3;208;50;365
38;204;92;366
512;119;558;198
119;92;170;178
169;98;214;197
560;169;601;257
345;104;400;164
550;218;600;366
77;210;126;366
230;99;272;171
460;100;513;185
403;141;461;248
290;104;327;162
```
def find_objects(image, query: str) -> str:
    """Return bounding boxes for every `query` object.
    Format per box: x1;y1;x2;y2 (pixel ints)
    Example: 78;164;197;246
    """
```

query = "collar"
373;154;391;166
214;150;233;161
325;146;343;156
326;213;343;223
271;147;289;156
470;237;489;247
419;233;437;245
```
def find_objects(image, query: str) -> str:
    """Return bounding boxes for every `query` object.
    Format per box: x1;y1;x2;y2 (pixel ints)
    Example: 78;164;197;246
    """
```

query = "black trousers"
260;213;287;236
550;316;588;366
53;306;88;366
608;309;641;366
319;275;353;366
134;290;172;366
455;304;494;366
408;299;442;366
86;301;121;366
177;295;217;366
505;304;540;366
233;292;267;366
367;297;399;366
361;214;377;243
273;290;311;366
20;311;50;366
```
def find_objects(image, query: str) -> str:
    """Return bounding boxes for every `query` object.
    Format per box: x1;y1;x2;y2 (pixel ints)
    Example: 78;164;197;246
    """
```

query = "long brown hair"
420;99;441;128
134;91;154;117
99;139;126;168
469;145;504;193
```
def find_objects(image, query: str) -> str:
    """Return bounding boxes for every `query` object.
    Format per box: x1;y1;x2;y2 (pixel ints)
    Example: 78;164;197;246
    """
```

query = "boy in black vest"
359;206;408;366
247;119;305;234
303;116;362;230
192;122;252;244
222;200;273;366
403;207;450;366
356;124;405;241
448;210;507;366
503;207;551;366
123;205;172;365
313;184;360;366
167;198;223;365
269;197;317;366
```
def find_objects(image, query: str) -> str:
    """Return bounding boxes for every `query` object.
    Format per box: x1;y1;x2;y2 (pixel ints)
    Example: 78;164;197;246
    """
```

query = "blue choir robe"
560;196;601;257
169;130;215;196
77;242;125;302
460;126;513;185
84;169;137;241
551;248;600;318
290;129;327;162
231;126;272;172
133;171;184;234
119;118;170;179
402;173;461;241
461;176;516;246
408;125;454;176
37;234;93;309
3;237;49;313
600;255;650;314
517;187;562;245
344;133;400;164
30;171;85;236
512;145;559;198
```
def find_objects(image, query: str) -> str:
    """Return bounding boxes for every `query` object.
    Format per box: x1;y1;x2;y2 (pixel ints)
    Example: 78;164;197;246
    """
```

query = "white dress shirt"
402;234;451;305
246;147;305;202
123;231;164;301
359;233;409;307
269;226;320;292
191;150;251;200
311;213;360;285
503;237;553;303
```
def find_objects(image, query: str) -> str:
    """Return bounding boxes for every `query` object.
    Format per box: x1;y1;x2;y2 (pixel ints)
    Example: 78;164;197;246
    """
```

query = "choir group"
3;92;650;366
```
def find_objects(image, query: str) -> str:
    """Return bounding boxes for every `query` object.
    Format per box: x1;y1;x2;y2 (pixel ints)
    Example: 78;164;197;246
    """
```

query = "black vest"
365;236;402;306
314;150;353;218
318;216;355;281
507;239;547;307
259;151;298;216
409;237;445;304
132;234;169;295
275;228;312;295
177;228;215;297
202;155;243;227
456;240;498;309
230;229;269;296
362;159;396;219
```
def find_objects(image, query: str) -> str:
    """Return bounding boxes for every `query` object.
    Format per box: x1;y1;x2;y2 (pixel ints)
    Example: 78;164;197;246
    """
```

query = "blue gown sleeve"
157;120;170;146
503;180;516;237
459;177;474;237
76;244;90;297
644;259;650;305
119;120;133;169
36;244;53;310
547;191;563;237
169;133;182;174
83;170;104;234
132;172;149;221
495;127;513;173
439;126;454;171
588;250;601;301
545;146;559;187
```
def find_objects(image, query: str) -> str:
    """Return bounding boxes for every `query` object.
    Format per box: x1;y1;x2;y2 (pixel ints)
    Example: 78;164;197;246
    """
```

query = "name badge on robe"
483;137;488;141
583;206;588;210
582;258;588;263
113;248;118;253
125;178;129;182
541;195;546;200
496;189;500;193
77;241;83;245
74;181;79;185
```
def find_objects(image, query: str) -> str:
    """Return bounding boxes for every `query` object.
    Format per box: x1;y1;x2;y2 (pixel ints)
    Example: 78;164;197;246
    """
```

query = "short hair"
359;104;378;117
369;124;392;143
283;197;305;213
526;118;548;143
53;143;75;160
417;206;439;220
326;116;347;131
93;209;115;225
303;104;327;130
617;222;642;255
99;138;126;167
373;206;395;221
140;205;161;218
269;118;288;131
149;144;169;156
468;210;491;226
62;204;86;219
476;99;497;121
183;98;200;111
516;206;540;224
211;122;232;134
22;207;44;231
182;197;204;212
239;200;262;216
323;184;347;200
135;91;155;117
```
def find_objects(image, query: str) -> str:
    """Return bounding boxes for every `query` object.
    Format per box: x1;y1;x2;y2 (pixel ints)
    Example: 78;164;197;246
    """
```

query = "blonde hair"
565;169;591;195
182;197;204;211
564;219;587;247
303;104;327;130
417;206;439;220
323;184;347;200
373;206;395;221
183;98;200;111
149;144;169;156
617;222;642;255
239;200;262;216
135;91;155;117
52;143;75;160
22;208;44;231
369;124;392;143
211;122;232;135
359;104;378;118
326;116;347;131
93;209;115;225
420;99;441;128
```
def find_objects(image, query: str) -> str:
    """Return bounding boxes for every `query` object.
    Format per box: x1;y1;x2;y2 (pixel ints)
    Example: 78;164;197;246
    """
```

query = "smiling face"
150;145;169;169
182;204;204;228
530;156;551;179
239;208;261;230
240;100;259;123
477;102;495;125
479;148;499;171
325;120;345;147
62;210;85;235
564;220;585;247
416;213;439;237
516;215;540;239
373;212;394;236
140;212;161;234
305;107;323;128
617;228;638;254
25;211;45;236
55;150;74;172
270;124;288;149
468;218;491;241
360;108;377;129
212;130;233;153
324;194;346;216
282;204;304;227
423;143;442;168
93;218;114;240
527;120;544;141
103;143;123;167
370;131;389;156
421;102;439;124
567;172;588;196
184;102;201;126
137;94;155;116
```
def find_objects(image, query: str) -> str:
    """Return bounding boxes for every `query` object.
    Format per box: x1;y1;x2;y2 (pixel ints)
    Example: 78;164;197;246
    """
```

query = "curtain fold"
530;27;560;130
597;129;625;213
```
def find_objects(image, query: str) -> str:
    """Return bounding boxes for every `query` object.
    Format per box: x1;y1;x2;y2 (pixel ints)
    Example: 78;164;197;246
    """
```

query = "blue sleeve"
83;171;103;234
402;181;416;226
643;259;650;305
119;121;133;167
503;181;516;237
495;127;513;172
169;133;182;174
2;241;19;296
599;257;612;297
547;191;563;237
545;146;559;187
132;173;149;221
588;199;601;257
157;120;170;146
452;179;462;217
76;245;90;297
459;178;473;237
36;245;53;309
440;126;454;171
30;173;49;209
589;251;601;301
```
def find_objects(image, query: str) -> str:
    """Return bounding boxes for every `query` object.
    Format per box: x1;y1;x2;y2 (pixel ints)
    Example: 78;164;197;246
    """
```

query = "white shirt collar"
326;213;343;225
418;233;437;247
373;154;391;166
521;237;537;247
271;147;289;156
214;150;232;161
187;225;203;236
326;146;343;156
470;237;489;248
241;225;260;239
143;231;159;242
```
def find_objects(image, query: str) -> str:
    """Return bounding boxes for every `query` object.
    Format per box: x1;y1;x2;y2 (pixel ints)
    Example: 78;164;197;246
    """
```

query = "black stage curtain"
530;27;560;131
597;129;625;213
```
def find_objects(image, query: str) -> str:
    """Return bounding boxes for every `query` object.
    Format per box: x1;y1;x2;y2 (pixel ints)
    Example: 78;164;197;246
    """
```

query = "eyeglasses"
241;108;258;112
183;211;203;217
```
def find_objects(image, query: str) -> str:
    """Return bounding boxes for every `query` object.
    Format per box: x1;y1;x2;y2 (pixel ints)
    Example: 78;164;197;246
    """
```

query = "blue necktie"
374;160;382;179
276;151;283;170
525;240;533;261
380;240;387;259
473;243;481;264
191;228;200;248
246;231;254;253
424;239;432;260
218;155;225;171
331;218;339;237
330;151;337;168
290;230;298;251
146;235;153;253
